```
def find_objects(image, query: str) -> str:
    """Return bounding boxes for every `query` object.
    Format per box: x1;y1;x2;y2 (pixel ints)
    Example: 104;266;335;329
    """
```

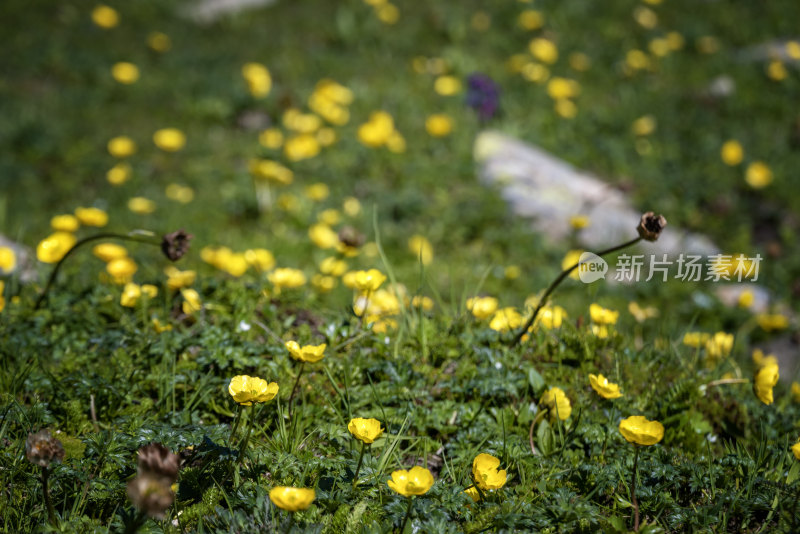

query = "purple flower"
466;73;500;121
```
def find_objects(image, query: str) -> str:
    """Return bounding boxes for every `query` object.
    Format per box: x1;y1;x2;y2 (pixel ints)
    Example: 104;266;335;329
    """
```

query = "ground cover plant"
2;0;800;532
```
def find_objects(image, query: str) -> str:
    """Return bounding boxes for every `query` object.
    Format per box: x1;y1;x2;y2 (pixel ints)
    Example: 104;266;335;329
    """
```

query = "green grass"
1;0;799;532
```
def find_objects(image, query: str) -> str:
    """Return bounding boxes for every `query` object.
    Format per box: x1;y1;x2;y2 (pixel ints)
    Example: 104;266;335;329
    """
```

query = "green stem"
631;445;640;532
352;441;367;488
237;407;254;464
123;510;147;534
34;232;160;310
42;466;58;527
287;362;305;418
510;236;642;347
398;497;414;534
228;404;243;447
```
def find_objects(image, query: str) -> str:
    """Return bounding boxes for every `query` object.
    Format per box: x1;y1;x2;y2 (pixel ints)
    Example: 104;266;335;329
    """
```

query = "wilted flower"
285;341;326;363
636;212;667;241
107;136;136;158
228;375;279;406
37;232;77;264
753;362;779;405
472;453;507;490
619;415;664;445
467;296;498;320
161;229;193;261
269;487;315;512
348;418;383;444
153;128;186;152
589;374;623;399
111;62;140;84
387;466;434;497
540;387;571;421
25;430;65;467
241;62;271;98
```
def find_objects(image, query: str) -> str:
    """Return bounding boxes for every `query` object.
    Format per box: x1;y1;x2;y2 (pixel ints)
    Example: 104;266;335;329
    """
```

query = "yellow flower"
305;183;330;201
387;466;434;497
106;257;137;284
164;266;196;291
91;5;119;28
358;111;395;147
348;417;383;444
92;243;128;262
244;249;275;272
74;207;108;227
472;453;507;490
128;197;156;214
792;382;800;403
152;318;173;333
619;415;664;446
386;131;406;153
591;324;610;338
269;487;315;512
682;332;711;348
756;313;789;332
147;32;171;53
107;162;132;185
353;269;387;292
111;62;140;84
141;284;158;298
737;289;754;309
540;387;571;421
120;283;141;307
320;256;347;276
309;223;339;250
569;215;590;229
568;52;591;71
589;374;623;399
219;253;248;277
0;247;17;273
666;31;685;50
562;249;584;280
767;60;787;81
792;440;800;461
0;281;5;312
720;140;744;166
311;274;337;292
489;307;523;332
705;331;733;361
649;38;670;57
376;3;399;24
752;349;778;369
529;38;558;64
628;302;659;323
589;303;619;325
408;235;433;265
518;9;543;30
753;362;779;405
268;268;307;291
745;161;773;189
317;127;337;147
425;114;453;137
241;62;271;98
434;75;461;96
51;214;80;232
153;128;186;152
37;232;77;263
181;288;202;314
284;134;321;161
554;99;577;119
633;6;658;28
285;340;326;363
547;77;580;100
464;486;480;502
108;136;136;158
259;128;284;149
229;375;279;406
625;49;650;70
250;159;293;185
165;184;194;203
632;115;656;136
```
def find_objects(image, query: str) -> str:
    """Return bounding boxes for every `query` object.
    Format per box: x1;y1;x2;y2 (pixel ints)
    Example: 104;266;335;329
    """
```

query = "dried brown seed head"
127;474;174;519
161;229;193;261
25;430;65;468
636;212;667;241
137;443;180;482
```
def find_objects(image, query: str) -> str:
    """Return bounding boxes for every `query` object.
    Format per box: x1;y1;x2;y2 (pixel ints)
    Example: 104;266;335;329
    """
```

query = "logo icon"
577;252;608;283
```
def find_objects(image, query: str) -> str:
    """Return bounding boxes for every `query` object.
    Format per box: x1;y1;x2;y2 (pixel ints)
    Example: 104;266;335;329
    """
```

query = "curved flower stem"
398;497;414;534
705;378;749;388
227;404;243;447
631;445;640;532
42;466;58;527
352;441;367;488
287;362;305;418
528;410;546;455
510;236;642;347
34;232;160;310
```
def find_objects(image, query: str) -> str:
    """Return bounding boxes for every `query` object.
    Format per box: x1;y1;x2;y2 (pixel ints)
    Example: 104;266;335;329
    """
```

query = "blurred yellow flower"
683;332;711;348
284;134;320;161
720;140;744;166
269;487;315;511
320;256;347;276
696;36;720;54
767;60;787;81
37;232;77;264
410;295;434;311
108;136;136;158
250;159;293;185
376;3;399;24
737;289;754;308
318;209;340;226
529;38;558;64
787;41;800;60
311;274;337;292
591;324;610;338
756;313;789;332
547;77;580;100
387;466;434;497
353;269;387;292
464;486;480;502
569;215;590;229
434;75;461;96
358;111;395;147
106;257;137;284
316;127;337;147
467;296;498;320
181;288;202;314
470;10;490;31
241;62;271;98
0;281;5;312
745;161;772;189
164;265;196;291
0;247;17;273
244;249;275;272
625;49;650;70
632;115;656;136
633;6;658;28
91;5;119;29
425;114;453;137
619;415;664;445
92;243;127;262
489;307;523;332
309;223;339;250
147;32;171;53
229;375;279;406
111;62;139;84
518;9;543;30
165;184;194;203
285;340;326;363
472;453;507;490
51;214;80;232
628;302;659;322
792;382;800;403
666;32;685;50
107;162;132;185
268;268;307;291
753;362;779;405
752;349;778;369
554;99;577;119
562;249;584;280
128;197;155;214
568;52;591;71
704;331;734;362
120;283;157;307
259;128;284;149
589;303;619;325
348;417;383;444
74;207;108;227
649;38;670;57
589;374;623;399
153;128;186;152
387;131;407;153
408;235;433;265
534;305;567;330
792;440;800;461
305;183;330;201
540;387;571;421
